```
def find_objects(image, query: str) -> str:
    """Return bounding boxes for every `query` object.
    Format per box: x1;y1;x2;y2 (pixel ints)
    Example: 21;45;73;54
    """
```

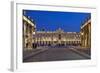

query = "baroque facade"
81;18;91;48
23;15;36;50
32;28;81;47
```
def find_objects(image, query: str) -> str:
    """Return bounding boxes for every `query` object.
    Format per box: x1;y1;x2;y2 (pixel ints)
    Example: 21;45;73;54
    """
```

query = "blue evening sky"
23;10;91;32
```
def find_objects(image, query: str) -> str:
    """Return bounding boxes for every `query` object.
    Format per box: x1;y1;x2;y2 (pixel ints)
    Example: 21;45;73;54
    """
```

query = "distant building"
33;28;81;47
23;15;36;50
80;18;91;48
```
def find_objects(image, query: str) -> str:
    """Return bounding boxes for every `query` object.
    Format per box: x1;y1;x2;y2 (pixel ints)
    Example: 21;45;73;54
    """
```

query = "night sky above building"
23;10;91;32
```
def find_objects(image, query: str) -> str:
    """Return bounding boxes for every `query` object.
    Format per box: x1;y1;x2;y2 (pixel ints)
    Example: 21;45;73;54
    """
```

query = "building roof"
23;15;35;27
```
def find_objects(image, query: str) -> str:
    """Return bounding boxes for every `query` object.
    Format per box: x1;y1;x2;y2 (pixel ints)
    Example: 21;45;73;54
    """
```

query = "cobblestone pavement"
23;46;90;62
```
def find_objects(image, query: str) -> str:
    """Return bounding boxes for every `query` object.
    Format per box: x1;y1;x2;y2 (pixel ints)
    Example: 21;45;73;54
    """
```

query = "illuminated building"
81;18;91;48
33;28;81;47
23;15;36;50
